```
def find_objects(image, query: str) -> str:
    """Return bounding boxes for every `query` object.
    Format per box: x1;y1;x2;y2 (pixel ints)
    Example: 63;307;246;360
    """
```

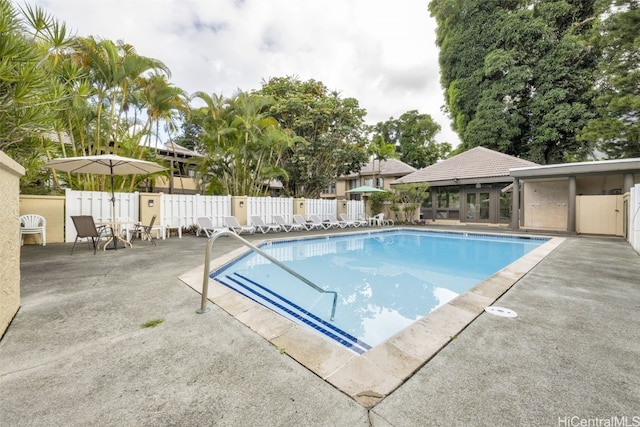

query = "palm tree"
368;134;397;189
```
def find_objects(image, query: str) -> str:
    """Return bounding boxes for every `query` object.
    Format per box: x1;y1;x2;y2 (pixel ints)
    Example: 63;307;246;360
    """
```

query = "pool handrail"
198;229;338;320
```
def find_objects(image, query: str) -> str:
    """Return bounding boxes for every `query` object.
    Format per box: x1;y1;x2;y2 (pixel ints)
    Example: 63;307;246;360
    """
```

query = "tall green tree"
372;110;451;168
579;0;640;158
191;91;294;195
257;76;369;198
430;0;598;164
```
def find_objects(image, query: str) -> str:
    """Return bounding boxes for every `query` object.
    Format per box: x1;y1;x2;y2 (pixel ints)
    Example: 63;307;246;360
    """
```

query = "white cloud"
32;0;460;146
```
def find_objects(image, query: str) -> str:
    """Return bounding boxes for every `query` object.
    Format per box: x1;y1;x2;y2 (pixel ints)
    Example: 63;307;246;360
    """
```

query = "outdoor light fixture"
148;199;154;207
239;201;244;208
299;202;304;208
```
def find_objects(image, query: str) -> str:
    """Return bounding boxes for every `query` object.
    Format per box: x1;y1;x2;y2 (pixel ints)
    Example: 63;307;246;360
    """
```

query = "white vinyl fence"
64;190;364;242
344;199;365;220
247;197;293;223
630;183;640;254
161;194;231;230
305;198;337;220
65;189;139;243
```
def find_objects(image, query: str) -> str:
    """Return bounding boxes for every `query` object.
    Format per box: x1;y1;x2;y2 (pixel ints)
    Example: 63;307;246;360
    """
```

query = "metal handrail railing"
197;229;337;320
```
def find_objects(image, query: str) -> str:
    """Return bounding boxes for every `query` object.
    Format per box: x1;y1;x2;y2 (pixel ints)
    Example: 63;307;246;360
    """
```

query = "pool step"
214;272;371;354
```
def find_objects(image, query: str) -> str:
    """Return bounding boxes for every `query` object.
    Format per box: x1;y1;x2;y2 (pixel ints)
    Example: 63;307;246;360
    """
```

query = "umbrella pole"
110;163;118;250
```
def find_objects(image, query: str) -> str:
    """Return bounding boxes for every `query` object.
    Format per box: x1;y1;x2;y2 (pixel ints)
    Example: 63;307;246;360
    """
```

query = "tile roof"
346;158;416;178
394;147;538;184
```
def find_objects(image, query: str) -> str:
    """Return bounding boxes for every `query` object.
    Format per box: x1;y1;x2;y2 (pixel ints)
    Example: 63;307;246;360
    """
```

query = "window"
499;192;511;222
437;187;460;209
435;186;460;219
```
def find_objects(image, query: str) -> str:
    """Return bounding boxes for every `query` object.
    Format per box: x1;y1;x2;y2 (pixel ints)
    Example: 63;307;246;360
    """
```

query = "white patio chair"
250;215;281;234
19;214;46;246
273;215;303;232
224;216;256;235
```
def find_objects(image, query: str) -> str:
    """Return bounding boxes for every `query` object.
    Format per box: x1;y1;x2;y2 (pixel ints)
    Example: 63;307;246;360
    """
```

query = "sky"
28;0;460;146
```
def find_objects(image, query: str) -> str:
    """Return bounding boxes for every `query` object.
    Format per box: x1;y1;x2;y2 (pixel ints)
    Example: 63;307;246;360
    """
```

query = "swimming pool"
210;229;548;353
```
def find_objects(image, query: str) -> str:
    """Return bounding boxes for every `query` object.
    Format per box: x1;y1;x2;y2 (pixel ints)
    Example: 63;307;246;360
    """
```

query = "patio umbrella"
44;154;166;220
346;185;386;194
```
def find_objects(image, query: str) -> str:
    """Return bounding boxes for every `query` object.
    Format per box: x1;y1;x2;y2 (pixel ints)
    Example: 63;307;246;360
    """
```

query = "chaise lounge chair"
250;215;281;233
325;214;349;229
273;215;303;232
293;214;322;231
198;217;223;237
340;213;366;227
224;216;256;235
309;214;332;230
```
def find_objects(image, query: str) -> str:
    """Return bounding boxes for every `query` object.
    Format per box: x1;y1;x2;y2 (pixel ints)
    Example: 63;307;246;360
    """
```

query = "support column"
430;187;436;222
567;176;576;233
623;173;634;194
511;178;520;230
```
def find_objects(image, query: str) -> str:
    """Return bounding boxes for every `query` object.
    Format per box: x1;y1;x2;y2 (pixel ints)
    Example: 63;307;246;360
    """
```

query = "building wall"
576;174;625;195
523;180;569;231
1;151;25;336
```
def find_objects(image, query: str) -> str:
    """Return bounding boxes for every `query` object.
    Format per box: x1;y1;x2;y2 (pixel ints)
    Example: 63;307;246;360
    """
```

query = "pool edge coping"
178;228;565;408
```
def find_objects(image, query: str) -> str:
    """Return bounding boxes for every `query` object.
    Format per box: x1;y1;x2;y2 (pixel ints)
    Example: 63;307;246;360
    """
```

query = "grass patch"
141;318;164;328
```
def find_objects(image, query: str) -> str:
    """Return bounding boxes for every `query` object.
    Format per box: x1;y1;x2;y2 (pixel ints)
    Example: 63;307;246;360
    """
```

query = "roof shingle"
394;147;538;184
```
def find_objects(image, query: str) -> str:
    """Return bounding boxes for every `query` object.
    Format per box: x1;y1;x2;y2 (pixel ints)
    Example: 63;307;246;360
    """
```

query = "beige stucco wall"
19;195;65;244
232;196;249;225
523;180;569;231
155;176;199;193
293;198;306;218
1;151;25;336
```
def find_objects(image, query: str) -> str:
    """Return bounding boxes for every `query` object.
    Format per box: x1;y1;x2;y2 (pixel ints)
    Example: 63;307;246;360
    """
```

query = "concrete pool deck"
1;226;639;425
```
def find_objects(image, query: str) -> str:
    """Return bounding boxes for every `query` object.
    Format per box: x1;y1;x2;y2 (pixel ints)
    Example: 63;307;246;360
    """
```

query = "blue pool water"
211;229;547;353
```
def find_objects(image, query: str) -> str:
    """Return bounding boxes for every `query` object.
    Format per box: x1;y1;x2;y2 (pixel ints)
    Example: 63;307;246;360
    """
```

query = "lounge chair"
273;215;303;232
224;216;256;235
131;214;158;246
197;217;222;237
341;213;366;227
70;215;111;255
250;215;281;234
309;214;332;229
325;214;349;228
357;213;370;227
19;214;46;246
293;214;322;231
